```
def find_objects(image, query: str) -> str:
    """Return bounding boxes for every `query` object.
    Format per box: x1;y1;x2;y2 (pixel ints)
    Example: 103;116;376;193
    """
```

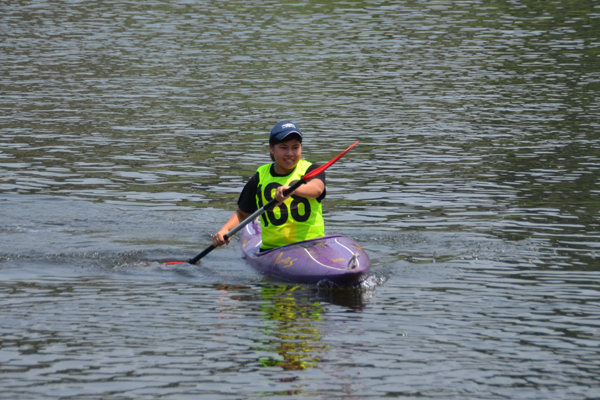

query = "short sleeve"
237;173;260;214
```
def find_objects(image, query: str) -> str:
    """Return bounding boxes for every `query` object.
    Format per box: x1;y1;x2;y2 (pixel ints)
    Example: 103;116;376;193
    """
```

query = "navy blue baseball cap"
269;121;303;143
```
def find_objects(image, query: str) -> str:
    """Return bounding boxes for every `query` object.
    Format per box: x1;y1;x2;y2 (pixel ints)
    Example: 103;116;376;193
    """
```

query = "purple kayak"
240;220;371;286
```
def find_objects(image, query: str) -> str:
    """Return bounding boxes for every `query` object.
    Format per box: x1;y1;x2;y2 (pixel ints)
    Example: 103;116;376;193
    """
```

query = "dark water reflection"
1;0;599;398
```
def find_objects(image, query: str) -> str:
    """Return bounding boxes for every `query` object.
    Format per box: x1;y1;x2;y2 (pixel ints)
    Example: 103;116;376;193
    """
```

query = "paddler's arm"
212;208;251;247
274;178;324;204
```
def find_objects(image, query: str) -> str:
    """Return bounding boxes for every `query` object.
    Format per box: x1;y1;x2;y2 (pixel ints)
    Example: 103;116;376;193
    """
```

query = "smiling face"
270;138;302;174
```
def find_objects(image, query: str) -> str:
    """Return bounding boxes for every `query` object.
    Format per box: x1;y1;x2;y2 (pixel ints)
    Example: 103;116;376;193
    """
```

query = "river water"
1;0;599;398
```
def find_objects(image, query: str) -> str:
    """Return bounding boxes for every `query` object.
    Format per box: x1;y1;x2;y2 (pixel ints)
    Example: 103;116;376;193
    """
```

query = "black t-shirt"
238;163;326;214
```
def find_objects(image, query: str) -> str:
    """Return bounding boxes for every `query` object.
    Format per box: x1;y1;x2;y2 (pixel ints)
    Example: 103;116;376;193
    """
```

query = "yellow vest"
256;160;325;250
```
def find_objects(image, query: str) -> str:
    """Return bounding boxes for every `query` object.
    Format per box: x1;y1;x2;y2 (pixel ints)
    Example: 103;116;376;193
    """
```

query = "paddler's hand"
275;185;292;206
212;230;231;247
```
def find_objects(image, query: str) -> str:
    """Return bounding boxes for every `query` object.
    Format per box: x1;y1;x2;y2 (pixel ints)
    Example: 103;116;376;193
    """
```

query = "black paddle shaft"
186;179;305;265
181;141;359;266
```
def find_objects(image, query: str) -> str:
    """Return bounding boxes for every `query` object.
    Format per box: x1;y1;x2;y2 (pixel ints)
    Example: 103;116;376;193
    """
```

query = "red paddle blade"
302;141;359;182
164;261;188;265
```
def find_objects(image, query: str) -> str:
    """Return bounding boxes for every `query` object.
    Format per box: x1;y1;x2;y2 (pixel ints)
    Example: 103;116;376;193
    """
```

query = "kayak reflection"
214;284;372;371
257;285;329;370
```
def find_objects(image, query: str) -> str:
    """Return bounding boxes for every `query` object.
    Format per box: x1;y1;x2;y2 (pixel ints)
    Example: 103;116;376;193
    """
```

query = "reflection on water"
257;286;328;371
2;0;600;398
229;285;371;371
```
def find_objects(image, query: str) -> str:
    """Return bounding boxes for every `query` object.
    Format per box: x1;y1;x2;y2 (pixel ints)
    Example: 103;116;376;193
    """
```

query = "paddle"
164;141;359;265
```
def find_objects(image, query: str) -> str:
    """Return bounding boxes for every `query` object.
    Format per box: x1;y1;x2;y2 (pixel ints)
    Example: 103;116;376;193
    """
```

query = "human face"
270;138;302;174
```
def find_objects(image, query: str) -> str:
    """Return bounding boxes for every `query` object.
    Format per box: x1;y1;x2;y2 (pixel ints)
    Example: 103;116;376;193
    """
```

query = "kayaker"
212;121;326;251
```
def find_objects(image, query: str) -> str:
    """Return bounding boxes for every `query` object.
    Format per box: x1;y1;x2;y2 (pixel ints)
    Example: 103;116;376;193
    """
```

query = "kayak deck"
240;220;370;286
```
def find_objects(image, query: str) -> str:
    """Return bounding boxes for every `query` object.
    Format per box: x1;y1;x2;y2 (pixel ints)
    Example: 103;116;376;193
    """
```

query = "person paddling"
212;121;326;251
